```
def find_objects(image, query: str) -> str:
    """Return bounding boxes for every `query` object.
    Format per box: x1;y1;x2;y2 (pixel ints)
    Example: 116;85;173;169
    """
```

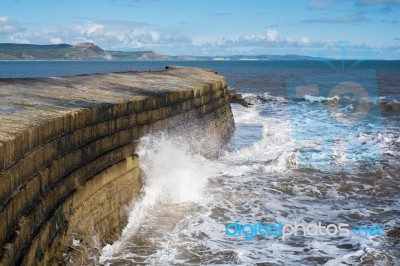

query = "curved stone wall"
0;66;234;265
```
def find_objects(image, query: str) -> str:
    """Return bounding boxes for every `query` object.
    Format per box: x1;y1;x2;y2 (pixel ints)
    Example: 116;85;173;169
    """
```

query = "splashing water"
100;93;399;265
100;134;220;264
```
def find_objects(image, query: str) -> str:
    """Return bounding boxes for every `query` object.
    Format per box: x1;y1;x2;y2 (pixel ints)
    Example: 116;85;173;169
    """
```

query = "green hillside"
107;50;154;60
0;43;111;60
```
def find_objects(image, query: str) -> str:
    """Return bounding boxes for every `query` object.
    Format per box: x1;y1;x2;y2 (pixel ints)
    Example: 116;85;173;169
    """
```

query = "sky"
1;0;400;59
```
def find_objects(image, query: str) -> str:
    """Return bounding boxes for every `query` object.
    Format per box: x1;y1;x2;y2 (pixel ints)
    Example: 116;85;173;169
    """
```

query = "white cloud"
0;18;192;53
0;16;396;58
0;16;23;33
266;28;279;42
242;33;264;42
0;16;27;42
300;37;311;44
213;28;313;49
79;22;104;35
50;37;63;44
150;31;159;42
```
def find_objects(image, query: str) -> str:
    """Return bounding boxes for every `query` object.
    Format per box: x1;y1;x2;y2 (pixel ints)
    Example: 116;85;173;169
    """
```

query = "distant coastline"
0;42;330;61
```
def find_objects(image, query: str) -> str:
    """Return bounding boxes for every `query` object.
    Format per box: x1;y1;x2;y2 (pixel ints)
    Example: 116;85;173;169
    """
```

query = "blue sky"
1;0;400;58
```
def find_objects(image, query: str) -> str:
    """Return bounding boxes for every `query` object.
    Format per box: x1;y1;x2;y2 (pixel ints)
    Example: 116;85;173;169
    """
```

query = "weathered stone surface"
0;66;234;265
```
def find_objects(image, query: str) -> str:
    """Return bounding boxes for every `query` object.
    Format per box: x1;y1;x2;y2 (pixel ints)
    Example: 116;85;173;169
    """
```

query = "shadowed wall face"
0;67;234;265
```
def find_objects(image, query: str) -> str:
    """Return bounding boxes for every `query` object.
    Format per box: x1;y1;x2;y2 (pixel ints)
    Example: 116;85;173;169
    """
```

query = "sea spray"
225;105;299;173
100;133;219;263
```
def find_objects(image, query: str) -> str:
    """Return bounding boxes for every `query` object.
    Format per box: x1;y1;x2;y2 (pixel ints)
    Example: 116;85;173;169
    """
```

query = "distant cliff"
0;43;113;60
0;42;325;61
108;50;169;61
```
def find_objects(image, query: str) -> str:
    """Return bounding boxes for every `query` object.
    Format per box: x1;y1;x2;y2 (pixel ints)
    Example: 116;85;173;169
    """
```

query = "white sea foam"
100;92;399;265
100;134;219;263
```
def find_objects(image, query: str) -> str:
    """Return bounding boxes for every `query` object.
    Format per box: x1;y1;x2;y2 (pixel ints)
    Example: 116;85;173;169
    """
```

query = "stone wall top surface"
0;66;226;143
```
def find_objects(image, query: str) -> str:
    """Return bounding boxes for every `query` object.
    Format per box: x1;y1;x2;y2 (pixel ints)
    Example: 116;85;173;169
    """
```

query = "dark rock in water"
387;227;400;239
381;227;400;247
229;90;251;107
380;101;400;111
256;94;287;103
300;256;331;265
336;243;353;249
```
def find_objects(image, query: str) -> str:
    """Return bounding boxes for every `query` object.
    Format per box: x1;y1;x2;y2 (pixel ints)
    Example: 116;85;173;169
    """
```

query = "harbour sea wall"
0;66;235;265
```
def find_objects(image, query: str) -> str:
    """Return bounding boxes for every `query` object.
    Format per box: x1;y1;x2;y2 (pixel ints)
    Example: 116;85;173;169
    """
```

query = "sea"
1;60;399;265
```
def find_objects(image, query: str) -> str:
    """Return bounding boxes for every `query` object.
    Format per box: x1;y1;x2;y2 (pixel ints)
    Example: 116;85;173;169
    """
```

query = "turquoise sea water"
1;61;399;265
